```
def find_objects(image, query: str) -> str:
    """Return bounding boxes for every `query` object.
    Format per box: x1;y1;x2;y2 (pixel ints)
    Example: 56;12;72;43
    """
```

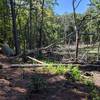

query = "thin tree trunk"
2;0;7;41
72;0;79;62
38;0;45;57
64;16;67;45
10;0;19;55
97;42;100;61
97;22;100;61
29;0;32;49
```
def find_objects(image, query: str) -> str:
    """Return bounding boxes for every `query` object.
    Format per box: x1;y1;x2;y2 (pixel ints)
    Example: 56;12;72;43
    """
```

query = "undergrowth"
84;80;100;100
42;64;67;75
29;62;100;100
66;65;81;81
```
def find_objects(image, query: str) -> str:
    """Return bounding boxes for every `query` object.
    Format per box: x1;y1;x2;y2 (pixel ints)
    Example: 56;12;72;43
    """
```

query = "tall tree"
72;0;82;61
10;0;20;55
29;0;32;49
37;0;45;57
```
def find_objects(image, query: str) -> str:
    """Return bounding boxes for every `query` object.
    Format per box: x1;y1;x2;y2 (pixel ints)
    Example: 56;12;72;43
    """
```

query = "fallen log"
9;63;70;68
27;56;44;64
10;63;100;71
1;62;100;71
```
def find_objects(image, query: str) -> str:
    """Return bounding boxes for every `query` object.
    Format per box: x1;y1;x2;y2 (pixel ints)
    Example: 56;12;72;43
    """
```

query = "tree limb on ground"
1;63;99;69
27;56;44;64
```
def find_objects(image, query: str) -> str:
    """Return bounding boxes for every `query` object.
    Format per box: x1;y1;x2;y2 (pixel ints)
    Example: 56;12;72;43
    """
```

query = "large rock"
2;43;14;57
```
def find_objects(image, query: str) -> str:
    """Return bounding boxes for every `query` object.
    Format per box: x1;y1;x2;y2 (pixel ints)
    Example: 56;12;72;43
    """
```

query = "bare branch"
75;0;82;9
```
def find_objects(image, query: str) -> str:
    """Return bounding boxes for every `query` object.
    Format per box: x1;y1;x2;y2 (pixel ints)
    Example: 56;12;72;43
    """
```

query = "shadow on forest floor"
0;66;100;100
0;54;100;100
26;72;100;100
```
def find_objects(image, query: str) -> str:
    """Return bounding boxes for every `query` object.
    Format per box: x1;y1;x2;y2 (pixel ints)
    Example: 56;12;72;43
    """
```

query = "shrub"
84;80;94;90
65;65;81;81
90;88;100;100
84;80;100;100
71;67;81;81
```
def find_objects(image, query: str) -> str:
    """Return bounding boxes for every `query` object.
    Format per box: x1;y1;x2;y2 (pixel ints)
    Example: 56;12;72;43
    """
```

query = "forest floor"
0;53;100;100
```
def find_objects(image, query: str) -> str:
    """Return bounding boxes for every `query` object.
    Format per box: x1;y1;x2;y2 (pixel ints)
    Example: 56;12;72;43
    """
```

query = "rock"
1;43;14;57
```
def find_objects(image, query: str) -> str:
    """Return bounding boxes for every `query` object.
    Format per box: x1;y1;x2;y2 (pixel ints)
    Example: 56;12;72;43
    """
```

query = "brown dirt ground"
0;54;100;100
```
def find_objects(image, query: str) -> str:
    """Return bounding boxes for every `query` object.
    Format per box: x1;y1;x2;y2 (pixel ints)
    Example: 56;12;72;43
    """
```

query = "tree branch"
75;0;82;9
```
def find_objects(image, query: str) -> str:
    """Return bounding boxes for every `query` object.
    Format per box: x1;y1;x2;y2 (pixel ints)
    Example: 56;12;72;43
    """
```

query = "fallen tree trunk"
27;56;44;64
10;64;68;68
11;63;100;67
0;63;100;70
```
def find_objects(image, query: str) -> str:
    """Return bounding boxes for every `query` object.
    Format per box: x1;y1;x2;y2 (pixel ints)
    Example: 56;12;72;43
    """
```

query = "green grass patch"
42;64;67;75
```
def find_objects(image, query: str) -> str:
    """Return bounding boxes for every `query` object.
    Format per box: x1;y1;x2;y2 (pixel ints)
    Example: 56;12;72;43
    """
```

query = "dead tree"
72;0;82;62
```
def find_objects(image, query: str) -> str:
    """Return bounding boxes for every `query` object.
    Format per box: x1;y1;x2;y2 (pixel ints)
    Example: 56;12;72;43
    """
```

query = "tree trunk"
29;0;32;49
97;22;100;61
38;0;45;58
97;42;100;61
10;0;19;55
72;0;79;62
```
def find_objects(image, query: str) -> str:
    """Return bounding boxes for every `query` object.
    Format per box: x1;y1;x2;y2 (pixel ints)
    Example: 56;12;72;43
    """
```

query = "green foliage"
43;64;67;75
84;79;100;100
55;65;67;75
84;80;94;91
90;88;100;100
66;65;81;81
43;64;81;79
71;66;81;80
0;0;99;52
91;0;100;9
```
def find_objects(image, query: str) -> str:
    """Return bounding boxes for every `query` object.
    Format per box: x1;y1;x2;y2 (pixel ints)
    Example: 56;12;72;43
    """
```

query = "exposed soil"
0;54;100;100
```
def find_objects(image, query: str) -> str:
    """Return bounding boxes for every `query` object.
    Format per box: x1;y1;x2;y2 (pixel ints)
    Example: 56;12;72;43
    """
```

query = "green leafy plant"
65;65;81;81
55;65;67;75
84;80;94;91
43;64;67;75
84;80;100;100
71;67;81;80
